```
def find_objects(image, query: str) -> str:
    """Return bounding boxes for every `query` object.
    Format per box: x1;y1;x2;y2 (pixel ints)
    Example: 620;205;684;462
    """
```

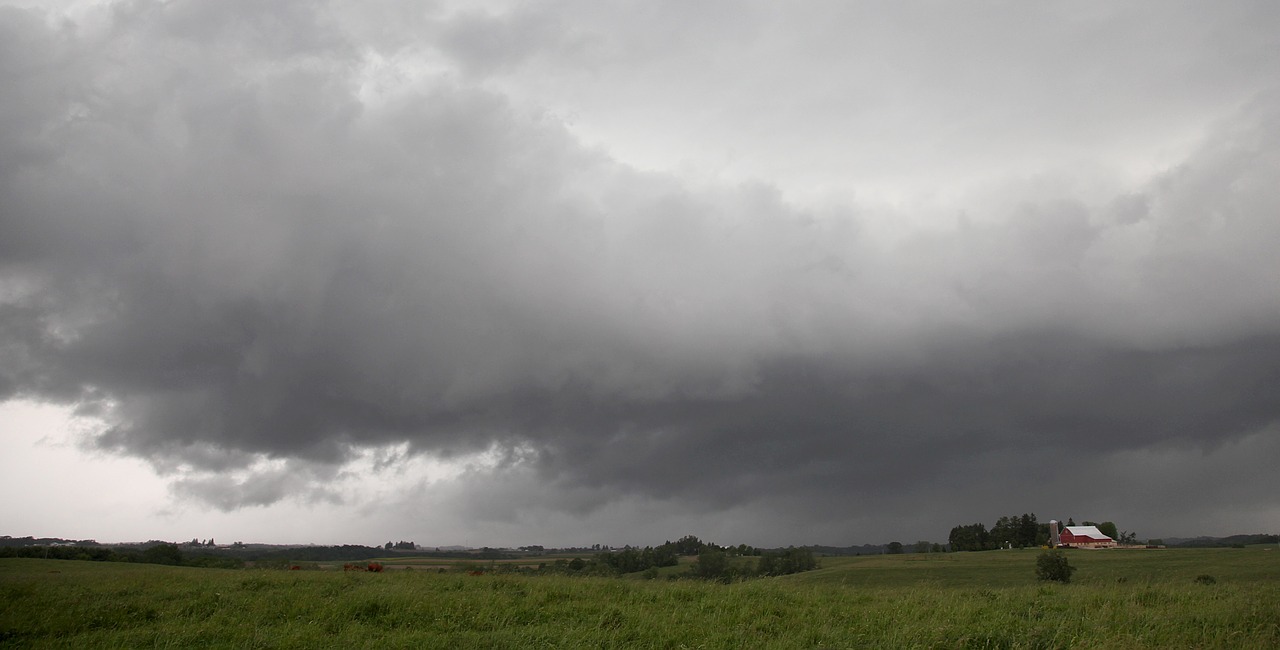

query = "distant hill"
799;544;891;556
1162;534;1279;548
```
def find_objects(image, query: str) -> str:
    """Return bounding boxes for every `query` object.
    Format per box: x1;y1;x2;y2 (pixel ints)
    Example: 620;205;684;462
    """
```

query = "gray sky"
2;0;1278;548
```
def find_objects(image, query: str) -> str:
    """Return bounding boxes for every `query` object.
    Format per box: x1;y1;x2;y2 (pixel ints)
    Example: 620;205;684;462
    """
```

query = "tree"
990;516;1017;548
690;548;730;581
756;548;817;576
141;543;183;566
948;523;991;551
669;535;709;556
886;541;904;554
992;513;1041;548
1035;549;1076;583
1017;513;1039;548
913;541;932;554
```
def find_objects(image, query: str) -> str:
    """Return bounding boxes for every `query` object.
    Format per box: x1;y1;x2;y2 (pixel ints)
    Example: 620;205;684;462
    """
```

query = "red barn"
1059;525;1116;548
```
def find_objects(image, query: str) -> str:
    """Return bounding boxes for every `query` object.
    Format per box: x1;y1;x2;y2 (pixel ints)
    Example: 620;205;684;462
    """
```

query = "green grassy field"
2;547;1277;648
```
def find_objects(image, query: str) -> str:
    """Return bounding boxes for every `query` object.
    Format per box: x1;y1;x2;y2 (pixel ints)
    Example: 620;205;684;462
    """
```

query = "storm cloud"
2;1;1279;544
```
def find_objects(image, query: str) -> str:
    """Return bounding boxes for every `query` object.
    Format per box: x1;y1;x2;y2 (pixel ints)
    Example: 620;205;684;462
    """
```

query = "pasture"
2;547;1277;648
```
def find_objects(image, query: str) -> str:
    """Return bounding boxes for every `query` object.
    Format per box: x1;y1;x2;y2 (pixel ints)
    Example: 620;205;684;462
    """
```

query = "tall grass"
2;547;1277;648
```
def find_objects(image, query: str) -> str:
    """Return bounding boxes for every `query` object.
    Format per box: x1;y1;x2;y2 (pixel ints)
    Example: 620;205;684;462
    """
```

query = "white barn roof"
1063;525;1111;540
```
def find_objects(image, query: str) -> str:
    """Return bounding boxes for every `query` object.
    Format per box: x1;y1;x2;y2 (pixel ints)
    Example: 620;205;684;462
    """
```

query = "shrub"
1035;550;1076;583
1195;574;1216;585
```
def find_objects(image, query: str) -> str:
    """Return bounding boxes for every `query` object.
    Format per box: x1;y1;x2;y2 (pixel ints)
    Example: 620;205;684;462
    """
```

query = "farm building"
1059;525;1116;548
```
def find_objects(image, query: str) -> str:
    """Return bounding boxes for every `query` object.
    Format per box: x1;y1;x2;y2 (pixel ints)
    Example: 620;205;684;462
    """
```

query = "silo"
1049;520;1060;547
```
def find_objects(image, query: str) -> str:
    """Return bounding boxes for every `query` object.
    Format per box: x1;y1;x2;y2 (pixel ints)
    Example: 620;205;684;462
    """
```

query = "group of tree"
689;546;818;582
0;536;98;547
596;545;680;573
948;513;1048;551
754;547;819;577
0;542;242;569
881;541;946;554
508;535;815;582
990;514;1047;548
185;538;216;547
383;540;416;550
576;545;816;582
593;535;753;575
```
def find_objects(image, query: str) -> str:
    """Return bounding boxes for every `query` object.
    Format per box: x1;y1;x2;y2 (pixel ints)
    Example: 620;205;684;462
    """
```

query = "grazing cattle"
342;562;385;572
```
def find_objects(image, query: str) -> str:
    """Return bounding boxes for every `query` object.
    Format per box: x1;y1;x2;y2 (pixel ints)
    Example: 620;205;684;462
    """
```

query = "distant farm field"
3;547;1278;648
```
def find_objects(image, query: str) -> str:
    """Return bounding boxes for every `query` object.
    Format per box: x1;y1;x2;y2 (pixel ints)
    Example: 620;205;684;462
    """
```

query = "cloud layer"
2;1;1279;544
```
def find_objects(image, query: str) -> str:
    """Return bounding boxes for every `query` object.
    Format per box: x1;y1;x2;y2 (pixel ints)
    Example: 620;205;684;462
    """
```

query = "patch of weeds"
960;633;1014;649
176;593;223;621
1194;574;1217;585
86;603;160;630
351;599;392;624
1133;590;1172;607
597;607;626;631
489;577;529;597
238;576;274;592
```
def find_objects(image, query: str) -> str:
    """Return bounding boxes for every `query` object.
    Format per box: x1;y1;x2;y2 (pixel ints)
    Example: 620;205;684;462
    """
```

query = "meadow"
2;547;1277;648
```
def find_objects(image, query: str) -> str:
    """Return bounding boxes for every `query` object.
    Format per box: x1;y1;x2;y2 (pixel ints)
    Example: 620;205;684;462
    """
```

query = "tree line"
0;543;243;568
949;513;1048;551
3;533;822;581
523;535;817;582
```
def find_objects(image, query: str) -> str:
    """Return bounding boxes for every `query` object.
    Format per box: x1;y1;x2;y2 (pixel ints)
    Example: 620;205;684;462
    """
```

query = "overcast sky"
3;0;1279;548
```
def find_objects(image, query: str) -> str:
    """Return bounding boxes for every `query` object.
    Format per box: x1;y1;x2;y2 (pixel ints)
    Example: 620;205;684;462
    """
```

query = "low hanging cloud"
2;1;1279;542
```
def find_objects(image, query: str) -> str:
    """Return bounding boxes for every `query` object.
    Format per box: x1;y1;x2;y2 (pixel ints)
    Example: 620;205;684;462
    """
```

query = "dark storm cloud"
2;1;1279;539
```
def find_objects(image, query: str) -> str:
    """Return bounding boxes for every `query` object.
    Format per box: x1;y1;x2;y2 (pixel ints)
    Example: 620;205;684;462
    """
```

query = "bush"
1035;550;1076;583
1195;574;1216;585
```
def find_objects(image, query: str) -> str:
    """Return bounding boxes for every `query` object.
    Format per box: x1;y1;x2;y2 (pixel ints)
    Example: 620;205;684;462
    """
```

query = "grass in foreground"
2;547;1278;648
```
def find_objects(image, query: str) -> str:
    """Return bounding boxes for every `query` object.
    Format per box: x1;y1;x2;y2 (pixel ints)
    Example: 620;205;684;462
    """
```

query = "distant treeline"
591;535;744;575
465;536;816;582
0;543;243;569
0;536;99;548
596;535;816;581
249;545;415;563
